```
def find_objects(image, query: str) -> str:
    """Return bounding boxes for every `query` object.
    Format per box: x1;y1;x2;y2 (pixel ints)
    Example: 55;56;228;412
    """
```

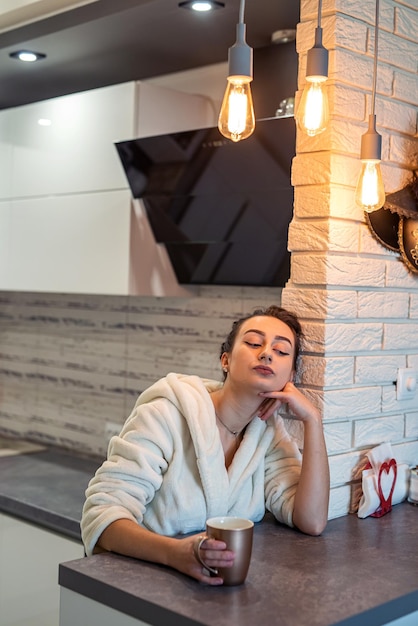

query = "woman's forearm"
96;518;229;586
97;519;177;566
292;414;330;536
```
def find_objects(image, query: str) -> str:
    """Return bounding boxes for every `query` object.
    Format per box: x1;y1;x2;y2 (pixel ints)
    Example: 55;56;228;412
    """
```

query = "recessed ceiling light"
271;29;297;44
178;1;225;11
9;50;46;62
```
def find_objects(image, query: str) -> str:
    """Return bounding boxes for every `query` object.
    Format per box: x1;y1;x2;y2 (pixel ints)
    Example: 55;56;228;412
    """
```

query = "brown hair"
220;305;303;380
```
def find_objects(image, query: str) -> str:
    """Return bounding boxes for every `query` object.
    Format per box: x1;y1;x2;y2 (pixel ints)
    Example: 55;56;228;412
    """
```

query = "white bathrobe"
81;373;302;555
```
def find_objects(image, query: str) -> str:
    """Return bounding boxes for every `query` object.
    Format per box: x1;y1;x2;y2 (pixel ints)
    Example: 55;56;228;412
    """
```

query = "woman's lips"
254;365;274;375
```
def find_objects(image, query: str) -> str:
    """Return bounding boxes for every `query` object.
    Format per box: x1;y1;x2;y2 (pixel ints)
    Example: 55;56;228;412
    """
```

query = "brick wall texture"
283;0;418;518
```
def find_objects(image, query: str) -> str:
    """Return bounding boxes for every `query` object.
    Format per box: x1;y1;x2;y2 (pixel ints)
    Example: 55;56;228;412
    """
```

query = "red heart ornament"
371;458;397;518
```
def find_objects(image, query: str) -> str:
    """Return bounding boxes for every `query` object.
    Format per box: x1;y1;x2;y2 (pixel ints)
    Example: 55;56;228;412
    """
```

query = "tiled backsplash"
0;287;281;458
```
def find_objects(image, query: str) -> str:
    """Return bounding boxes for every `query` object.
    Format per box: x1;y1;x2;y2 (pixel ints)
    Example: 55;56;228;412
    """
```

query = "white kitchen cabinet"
0;79;214;295
0;107;14;199
9;82;136;198
4;190;132;295
0;201;11;287
0;513;84;626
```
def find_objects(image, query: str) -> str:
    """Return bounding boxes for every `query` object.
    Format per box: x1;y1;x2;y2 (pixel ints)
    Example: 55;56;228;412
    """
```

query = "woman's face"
222;316;296;393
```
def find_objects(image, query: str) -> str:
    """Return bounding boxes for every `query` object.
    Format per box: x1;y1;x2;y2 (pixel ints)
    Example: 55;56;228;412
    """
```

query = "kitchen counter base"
60;588;149;626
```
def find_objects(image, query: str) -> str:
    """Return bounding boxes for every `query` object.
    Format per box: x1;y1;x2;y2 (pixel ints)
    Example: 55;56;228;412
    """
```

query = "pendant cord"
371;0;380;116
215;412;242;437
238;0;245;24
317;0;322;29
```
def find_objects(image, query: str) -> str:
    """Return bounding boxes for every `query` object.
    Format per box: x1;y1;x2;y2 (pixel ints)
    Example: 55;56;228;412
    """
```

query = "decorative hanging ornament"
366;175;418;275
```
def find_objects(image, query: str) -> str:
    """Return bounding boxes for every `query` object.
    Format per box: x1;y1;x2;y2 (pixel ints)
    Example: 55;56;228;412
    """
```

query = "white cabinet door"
0;513;84;626
0;108;14;199
0;201;12;287
5;190;132;294
10;82;136;197
0;82;136;295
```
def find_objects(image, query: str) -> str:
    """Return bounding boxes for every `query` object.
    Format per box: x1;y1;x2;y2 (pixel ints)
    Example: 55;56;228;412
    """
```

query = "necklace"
215;412;242;437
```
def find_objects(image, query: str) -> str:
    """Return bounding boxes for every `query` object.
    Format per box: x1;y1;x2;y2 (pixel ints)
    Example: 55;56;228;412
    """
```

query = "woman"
81;305;329;585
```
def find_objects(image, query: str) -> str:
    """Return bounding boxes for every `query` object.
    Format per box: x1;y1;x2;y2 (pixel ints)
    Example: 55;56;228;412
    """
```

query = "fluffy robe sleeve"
80;398;179;556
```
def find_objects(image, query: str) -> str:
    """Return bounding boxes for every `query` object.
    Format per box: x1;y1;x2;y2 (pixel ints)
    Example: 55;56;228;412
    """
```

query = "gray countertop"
0;447;100;540
59;503;418;626
1;445;417;625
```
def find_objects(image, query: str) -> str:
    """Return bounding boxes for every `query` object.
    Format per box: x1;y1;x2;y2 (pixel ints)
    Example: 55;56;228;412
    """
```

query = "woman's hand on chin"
255;395;283;421
257;382;320;423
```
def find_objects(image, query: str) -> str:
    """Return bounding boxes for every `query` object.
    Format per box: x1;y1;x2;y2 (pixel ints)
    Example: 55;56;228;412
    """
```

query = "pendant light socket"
228;22;253;79
360;114;382;161
306;27;328;79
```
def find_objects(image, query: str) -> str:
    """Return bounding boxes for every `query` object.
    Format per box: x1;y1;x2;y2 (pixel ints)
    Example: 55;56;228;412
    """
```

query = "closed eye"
245;340;289;356
244;341;262;348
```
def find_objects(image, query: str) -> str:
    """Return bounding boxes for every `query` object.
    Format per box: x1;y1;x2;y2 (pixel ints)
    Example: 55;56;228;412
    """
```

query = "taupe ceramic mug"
195;516;254;585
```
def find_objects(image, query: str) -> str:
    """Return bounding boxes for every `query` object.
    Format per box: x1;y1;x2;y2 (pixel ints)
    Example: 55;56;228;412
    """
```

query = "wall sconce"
366;174;418;275
218;0;255;142
355;0;385;213
295;0;329;137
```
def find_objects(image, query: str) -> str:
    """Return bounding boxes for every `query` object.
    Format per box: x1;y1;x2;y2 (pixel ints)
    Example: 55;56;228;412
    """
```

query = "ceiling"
0;0;300;110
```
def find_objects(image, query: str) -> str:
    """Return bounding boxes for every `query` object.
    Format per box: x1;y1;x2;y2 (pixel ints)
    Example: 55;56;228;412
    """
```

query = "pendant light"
218;0;255;142
295;0;329;137
355;0;385;213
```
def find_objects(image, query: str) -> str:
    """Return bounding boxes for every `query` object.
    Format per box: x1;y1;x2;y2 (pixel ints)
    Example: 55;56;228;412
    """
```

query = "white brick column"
282;0;418;519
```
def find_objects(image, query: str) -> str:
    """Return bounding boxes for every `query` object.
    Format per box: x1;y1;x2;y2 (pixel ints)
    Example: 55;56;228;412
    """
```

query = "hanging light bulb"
355;115;385;213
218;76;254;142
218;0;255;142
355;0;385;213
356;161;385;212
295;1;329;137
296;72;329;136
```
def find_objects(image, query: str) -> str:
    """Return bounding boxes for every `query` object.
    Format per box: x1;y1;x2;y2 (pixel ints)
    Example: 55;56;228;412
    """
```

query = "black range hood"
116;115;295;287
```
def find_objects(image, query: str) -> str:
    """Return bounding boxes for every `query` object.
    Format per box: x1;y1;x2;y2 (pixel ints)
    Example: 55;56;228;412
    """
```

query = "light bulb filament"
228;85;248;137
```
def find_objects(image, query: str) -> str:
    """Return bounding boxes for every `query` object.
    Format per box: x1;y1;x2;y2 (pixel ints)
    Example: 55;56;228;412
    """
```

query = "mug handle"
194;535;219;576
